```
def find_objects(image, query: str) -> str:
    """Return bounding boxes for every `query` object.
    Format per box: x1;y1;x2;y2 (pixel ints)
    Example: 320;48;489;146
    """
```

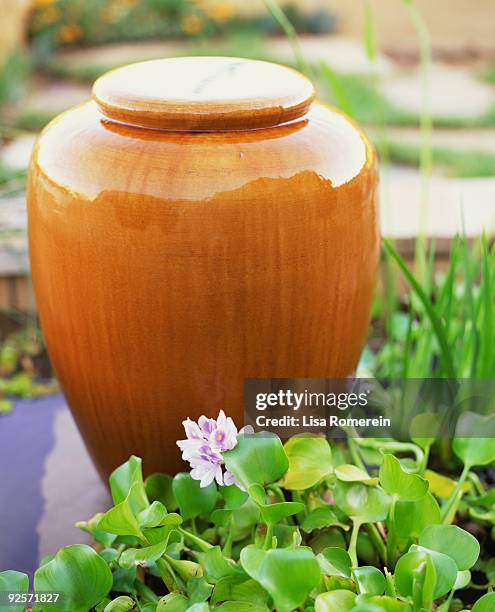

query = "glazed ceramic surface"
28;57;379;479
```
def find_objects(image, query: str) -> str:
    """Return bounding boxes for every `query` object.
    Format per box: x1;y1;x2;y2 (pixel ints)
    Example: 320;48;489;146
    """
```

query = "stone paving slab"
382;64;495;119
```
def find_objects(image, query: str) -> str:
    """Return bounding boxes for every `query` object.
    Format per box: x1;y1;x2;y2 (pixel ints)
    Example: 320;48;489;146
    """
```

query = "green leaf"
111;567;136;593
334;481;390;523
216;603;268;612
110;456;149;514
119;535;172;569
220;485;249;510
379;454;428;501
223;433;289;490
301;507;344;533
412;554;436;612
315;589;356;611
98;485;144;539
419;524;480;570
34;544;112;612
211;575;268;607
395;547;457;599
186;576;213;604
335;464;377;484
103;596;134;612
410;412;441;450
394;493;440;539
317;547;352;578
145;473;178;511
258;501;304;525
197;546;243;582
185;604;209;612
282;436;332;490
241;546;320;611
453;412;495;467
353;566;386;596
76;513;117;548
0;571;29;612
172;473;217;521
354;594;411;611
137;501;182;529
157;592;189;611
454;569;471;590
472;592;495;611
382;238;456;379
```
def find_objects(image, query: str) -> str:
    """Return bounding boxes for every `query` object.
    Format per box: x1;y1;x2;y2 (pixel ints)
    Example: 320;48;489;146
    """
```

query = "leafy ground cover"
2;413;495;611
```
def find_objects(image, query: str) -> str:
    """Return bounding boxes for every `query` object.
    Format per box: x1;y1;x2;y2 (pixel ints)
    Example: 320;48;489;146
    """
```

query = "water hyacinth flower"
177;410;245;488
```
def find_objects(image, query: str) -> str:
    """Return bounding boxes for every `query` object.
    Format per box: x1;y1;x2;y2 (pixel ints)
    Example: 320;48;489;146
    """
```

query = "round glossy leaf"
216;603;269;612
104;596;134;612
315;589;356;611
156;592;189;611
197;546;243;582
282;436;333;490
353;566;386;596
34;544;112;612
334;481;390;524
453;413;495;467
354;594;411;611
0;571;29;612
301;507;343;533
394;492;441;539
258;501;304;525
172;472;217;520
419;524;480;570
317;547;352;578
335;464;377;484
472;592;495;611
454;569;471;590
220;485;249;510
210;575;269;607
223;433;289;489
395;547;457;599
145;473;178;511
241;545;320;611
379;454;428;502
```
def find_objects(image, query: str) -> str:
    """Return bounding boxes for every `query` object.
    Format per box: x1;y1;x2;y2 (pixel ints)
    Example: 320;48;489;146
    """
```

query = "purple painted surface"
0;395;65;575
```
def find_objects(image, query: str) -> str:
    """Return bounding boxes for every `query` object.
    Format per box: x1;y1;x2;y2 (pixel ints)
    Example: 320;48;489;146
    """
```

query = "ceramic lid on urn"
92;56;316;132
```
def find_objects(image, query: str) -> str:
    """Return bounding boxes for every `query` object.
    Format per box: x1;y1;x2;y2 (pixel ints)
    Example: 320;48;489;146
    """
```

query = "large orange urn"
27;57;379;479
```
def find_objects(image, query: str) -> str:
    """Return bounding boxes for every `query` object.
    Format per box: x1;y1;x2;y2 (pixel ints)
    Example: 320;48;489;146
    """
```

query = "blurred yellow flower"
33;0;56;7
57;23;83;43
207;2;234;22
181;13;204;35
37;6;61;24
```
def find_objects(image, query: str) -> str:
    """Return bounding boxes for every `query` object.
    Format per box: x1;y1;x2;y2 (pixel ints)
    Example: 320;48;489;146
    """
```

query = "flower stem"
178;527;213;551
156;558;179;592
223;517;234;558
264;523;274;550
386;495;398;567
441;463;471;524
365;523;387;565
134;580;160;604
348;520;362;568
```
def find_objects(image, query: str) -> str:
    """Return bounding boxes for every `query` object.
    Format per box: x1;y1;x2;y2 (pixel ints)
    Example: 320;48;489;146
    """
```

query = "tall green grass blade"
319;62;354;118
382;238;456;379
363;1;377;62
262;0;313;79
479;235;494;377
